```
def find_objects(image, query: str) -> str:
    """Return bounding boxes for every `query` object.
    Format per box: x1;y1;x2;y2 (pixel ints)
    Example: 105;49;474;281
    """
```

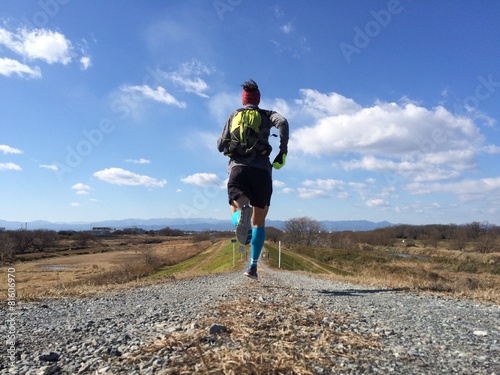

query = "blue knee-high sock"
250;226;265;266
232;211;240;228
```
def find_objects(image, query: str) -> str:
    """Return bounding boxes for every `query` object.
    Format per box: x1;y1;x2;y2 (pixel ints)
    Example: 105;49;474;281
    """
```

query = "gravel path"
1;266;499;374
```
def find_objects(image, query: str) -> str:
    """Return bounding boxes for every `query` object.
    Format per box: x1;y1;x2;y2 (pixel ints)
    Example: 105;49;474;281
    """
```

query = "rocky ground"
1;265;499;374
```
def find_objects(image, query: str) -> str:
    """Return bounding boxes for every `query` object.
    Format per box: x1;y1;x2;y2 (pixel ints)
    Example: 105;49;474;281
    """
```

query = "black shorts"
227;166;272;209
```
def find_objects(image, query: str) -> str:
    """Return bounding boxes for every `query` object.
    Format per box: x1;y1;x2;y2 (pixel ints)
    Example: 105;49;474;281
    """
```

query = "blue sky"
1;0;500;226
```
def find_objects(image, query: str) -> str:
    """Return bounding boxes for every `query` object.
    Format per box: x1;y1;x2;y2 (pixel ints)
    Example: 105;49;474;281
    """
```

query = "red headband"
242;89;261;106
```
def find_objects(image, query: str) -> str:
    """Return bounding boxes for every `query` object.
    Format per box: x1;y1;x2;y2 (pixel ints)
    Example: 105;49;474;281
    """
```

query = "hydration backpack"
227;108;272;158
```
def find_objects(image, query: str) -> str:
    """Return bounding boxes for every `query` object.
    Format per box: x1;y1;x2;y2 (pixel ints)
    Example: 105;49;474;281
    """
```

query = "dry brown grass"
317;249;500;304
282;241;500;304
0;237;211;301
115;274;382;374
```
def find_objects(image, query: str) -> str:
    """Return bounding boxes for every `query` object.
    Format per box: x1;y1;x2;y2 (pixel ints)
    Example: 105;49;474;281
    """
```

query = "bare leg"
252;205;269;227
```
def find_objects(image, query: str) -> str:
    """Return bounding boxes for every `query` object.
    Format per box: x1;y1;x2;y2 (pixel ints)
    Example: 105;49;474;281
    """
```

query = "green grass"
264;243;352;276
147;240;246;278
200;241;241;272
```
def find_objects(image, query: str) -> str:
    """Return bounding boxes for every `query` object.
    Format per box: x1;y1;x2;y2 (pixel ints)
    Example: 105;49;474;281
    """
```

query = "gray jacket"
217;104;289;174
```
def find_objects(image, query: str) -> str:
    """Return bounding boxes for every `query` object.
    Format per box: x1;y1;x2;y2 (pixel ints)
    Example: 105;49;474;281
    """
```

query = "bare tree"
9;230;36;253
73;231;95;247
0;233;16;262
283;217;322;247
265;227;283;244
451;227;468;252
475;233;497;254
32;230;58;252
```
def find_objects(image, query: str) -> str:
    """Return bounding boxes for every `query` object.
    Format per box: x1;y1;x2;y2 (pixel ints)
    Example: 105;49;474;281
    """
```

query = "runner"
217;79;289;279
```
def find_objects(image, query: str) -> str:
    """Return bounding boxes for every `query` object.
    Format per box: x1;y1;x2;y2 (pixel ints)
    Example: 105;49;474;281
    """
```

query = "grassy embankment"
1;236;498;303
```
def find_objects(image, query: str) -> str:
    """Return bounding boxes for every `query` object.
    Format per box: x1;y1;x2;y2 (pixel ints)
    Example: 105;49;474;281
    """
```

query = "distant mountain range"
0;218;393;232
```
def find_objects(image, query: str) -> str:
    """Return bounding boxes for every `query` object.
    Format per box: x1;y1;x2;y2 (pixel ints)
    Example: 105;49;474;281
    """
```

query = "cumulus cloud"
93;168;166;187
181;173;224;188
290;90;493;187
120;85;186;108
80;55;92;70
295;89;362;117
39;164;58;171
71;183;92;195
365;198;389;208
0;145;23;154
0;27;72;64
407;177;500;201
158;59;213;98
0;26;92;78
0;162;21;171
297;187;330;199
303;178;345;190
0;57;41;78
293;94;482;158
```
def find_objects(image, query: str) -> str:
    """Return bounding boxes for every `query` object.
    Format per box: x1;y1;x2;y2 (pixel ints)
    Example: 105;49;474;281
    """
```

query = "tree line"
270;218;499;254
1;219;498;263
0;227;189;262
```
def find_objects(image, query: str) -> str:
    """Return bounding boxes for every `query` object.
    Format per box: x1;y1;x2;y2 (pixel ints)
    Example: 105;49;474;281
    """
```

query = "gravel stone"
1;267;498;374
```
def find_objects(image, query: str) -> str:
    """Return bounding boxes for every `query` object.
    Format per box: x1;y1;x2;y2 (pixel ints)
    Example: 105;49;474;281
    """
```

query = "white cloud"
71;183;92;195
158;59;213;98
482;145;500;154
70;202;80;207
281;22;293;35
303;178;345;190
365;198;389;208
72;183;91;191
0;57;41;78
0;27;72;64
39;164;58;171
295;89;362;117
120;85;186;108
339;155;464;183
291;90;488;186
80;55;92;70
273;180;286;188
166;73;209;98
293;91;482;157
297;188;330;199
93;168;166;187
407;177;500;200
0;145;23;154
181;173;223;188
0;162;22;171
125;158;150;164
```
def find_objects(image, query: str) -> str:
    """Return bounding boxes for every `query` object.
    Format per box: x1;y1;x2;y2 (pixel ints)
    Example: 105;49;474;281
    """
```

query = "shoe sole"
244;271;258;280
236;206;252;245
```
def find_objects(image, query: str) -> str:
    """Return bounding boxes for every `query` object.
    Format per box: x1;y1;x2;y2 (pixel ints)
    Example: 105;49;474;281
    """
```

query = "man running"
217;79;289;279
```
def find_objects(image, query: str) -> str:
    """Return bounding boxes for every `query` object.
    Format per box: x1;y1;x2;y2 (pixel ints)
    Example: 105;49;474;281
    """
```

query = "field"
0;235;213;300
1;234;499;304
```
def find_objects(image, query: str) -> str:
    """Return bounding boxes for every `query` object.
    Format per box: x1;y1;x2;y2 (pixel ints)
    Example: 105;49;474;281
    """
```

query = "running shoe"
244;265;258;279
235;205;252;245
